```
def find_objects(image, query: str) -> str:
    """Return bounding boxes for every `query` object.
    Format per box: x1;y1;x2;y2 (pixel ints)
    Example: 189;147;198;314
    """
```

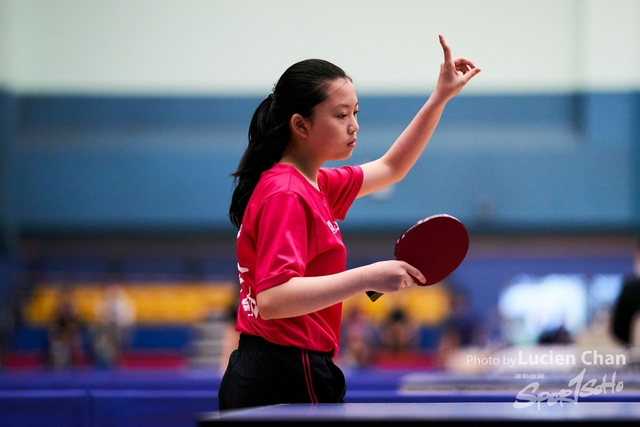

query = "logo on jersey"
238;262;259;318
241;287;259;318
327;220;340;234
237;262;248;284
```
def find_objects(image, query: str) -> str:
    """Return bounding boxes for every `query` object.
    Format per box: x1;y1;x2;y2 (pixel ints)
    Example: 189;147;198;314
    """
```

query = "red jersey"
235;163;363;356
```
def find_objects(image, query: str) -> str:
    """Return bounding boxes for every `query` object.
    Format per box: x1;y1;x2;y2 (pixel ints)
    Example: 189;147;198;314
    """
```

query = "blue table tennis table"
200;401;640;426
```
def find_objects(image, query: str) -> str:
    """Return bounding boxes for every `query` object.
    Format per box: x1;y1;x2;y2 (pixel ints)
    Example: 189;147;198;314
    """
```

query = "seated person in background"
92;283;135;368
219;299;241;372
48;291;84;369
611;236;640;348
340;305;376;367
437;290;481;366
379;307;419;353
538;323;573;345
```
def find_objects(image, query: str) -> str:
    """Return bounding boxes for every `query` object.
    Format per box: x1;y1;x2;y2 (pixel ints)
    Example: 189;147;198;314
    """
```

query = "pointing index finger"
439;34;452;63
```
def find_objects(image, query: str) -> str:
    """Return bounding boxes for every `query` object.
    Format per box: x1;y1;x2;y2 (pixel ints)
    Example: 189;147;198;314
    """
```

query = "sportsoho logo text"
513;368;624;410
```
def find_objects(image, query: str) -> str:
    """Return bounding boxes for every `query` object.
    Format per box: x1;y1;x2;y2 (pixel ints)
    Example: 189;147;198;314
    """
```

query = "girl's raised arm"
358;34;481;198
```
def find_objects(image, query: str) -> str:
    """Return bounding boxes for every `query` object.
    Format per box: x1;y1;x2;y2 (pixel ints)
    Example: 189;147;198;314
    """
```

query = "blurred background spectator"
437;289;482;366
379;307;419;354
47;290;85;369
611;237;640;367
340;305;376;367
91;283;135;368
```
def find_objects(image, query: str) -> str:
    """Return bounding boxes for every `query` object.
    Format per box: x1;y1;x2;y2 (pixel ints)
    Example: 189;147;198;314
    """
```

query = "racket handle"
366;290;383;302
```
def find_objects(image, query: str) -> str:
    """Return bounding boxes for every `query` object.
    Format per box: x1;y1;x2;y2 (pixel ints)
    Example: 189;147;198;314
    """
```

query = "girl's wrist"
429;87;455;105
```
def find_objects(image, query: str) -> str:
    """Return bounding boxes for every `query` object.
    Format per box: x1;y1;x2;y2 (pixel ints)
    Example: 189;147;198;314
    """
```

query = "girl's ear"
290;113;309;138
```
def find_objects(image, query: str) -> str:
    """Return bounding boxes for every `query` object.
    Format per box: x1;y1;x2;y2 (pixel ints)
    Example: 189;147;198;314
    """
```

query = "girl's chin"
335;151;354;161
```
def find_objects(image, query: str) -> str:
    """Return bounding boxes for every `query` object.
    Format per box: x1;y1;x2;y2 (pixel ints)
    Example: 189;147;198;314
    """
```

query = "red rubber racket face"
394;214;469;286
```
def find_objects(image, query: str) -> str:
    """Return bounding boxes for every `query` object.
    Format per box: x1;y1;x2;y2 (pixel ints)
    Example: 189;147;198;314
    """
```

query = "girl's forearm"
256;260;423;320
379;93;449;182
255;268;369;320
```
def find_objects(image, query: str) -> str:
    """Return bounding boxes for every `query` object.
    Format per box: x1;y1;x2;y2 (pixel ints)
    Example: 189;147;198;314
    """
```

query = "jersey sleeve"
318;165;363;221
253;191;309;293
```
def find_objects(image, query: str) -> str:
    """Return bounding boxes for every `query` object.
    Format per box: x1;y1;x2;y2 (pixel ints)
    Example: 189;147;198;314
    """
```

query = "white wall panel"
3;0;639;94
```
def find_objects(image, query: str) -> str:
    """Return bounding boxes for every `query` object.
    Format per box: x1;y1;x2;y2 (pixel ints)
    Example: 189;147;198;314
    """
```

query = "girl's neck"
279;154;321;191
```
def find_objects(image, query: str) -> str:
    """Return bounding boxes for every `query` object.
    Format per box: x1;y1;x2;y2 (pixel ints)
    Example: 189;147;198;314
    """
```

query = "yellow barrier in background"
23;281;451;327
23;282;237;325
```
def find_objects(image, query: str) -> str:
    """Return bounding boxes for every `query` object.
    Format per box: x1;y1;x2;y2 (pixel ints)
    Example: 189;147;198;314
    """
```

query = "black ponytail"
229;59;351;228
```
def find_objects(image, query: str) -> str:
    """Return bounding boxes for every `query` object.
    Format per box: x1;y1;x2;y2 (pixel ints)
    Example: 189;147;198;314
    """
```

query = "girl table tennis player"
219;35;480;410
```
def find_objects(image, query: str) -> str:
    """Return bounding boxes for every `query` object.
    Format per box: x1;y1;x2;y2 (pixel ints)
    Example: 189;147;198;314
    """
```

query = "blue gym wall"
1;91;638;237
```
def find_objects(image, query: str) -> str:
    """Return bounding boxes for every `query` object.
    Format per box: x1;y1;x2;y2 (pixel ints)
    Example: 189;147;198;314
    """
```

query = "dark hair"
228;59;351;228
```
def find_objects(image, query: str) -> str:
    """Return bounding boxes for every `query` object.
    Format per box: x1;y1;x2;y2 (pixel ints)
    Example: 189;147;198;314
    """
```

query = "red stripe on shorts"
301;350;318;403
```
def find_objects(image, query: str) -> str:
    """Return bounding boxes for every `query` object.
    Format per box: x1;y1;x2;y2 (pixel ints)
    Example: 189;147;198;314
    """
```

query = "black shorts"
218;334;346;410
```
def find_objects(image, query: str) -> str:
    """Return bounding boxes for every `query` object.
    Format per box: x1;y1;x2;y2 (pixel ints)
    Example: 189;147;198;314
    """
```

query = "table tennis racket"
366;214;469;302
